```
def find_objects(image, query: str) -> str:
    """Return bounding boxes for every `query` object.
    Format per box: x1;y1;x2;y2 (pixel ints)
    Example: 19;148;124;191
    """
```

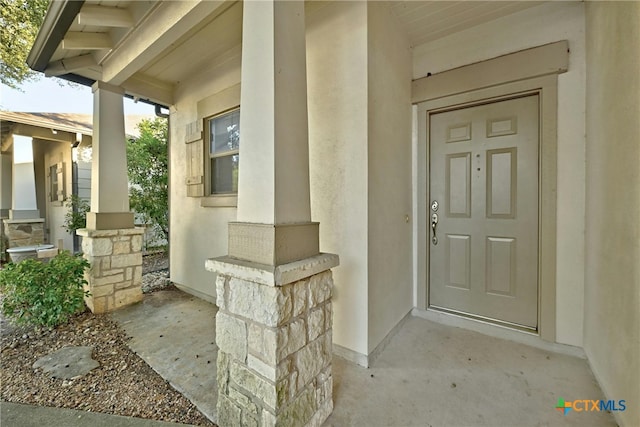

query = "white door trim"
415;75;559;342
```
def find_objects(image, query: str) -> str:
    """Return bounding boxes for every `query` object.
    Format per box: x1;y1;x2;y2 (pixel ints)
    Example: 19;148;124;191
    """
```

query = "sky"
0;77;156;116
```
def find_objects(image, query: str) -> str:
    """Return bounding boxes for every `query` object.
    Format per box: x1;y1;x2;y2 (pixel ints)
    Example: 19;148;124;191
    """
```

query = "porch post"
2;136;45;248
0;152;11;219
87;81;133;230
207;1;338;426
76;81;144;314
0;153;11;260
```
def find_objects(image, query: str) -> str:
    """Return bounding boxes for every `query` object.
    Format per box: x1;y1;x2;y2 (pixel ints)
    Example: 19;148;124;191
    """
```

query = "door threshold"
412;307;586;359
429;305;537;333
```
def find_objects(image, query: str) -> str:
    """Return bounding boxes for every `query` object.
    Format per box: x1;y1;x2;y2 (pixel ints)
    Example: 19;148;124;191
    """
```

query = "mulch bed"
0;253;216;426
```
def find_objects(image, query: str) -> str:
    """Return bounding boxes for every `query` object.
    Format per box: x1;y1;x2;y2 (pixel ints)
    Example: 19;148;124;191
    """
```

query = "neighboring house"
0;112;153;253
25;1;639;426
1;112;93;253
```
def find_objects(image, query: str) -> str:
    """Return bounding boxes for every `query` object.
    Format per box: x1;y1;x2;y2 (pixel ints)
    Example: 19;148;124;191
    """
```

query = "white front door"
429;95;539;329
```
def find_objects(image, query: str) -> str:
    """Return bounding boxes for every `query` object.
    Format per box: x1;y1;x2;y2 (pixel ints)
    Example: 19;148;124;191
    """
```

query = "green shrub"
63;195;90;233
0;251;90;327
0;232;7;264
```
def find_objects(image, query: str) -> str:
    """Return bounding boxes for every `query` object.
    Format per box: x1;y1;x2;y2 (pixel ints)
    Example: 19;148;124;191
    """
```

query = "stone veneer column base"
206;253;339;427
2;218;45;247
76;227;145;314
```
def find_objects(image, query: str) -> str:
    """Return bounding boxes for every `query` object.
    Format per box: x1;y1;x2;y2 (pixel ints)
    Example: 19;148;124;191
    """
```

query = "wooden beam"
77;5;133;28
62;32;113;50
44;54;100;77
102;1;232;86
12;124;76;144
122;73;175;106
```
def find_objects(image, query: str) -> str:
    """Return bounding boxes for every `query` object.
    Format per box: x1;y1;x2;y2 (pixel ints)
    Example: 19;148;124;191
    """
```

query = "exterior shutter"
56;162;65;202
185;120;204;197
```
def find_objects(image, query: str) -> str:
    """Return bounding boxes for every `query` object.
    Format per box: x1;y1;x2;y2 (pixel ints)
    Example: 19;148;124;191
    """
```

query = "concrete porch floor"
110;288;616;427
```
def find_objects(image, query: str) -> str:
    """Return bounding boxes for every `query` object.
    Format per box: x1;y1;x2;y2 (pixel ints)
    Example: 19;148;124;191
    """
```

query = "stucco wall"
584;2;640;425
412;1;587;346
40;140;74;250
366;2;413;353
0;153;11;214
32;141;46;223
169;48;242;303
169;1;372;355
307;1;369;356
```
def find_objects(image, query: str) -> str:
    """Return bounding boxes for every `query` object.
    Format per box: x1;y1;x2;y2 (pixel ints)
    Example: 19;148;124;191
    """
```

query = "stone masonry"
3;219;45;247
211;256;337;427
76;227;144;314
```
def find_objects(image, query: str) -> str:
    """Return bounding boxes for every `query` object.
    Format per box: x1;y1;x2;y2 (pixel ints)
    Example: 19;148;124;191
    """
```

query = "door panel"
429;95;539;328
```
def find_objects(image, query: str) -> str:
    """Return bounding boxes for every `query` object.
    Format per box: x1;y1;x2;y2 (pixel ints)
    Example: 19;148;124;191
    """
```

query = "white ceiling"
389;1;544;47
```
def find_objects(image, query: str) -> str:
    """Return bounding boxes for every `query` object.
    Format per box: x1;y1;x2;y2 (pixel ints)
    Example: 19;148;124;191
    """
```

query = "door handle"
431;213;438;245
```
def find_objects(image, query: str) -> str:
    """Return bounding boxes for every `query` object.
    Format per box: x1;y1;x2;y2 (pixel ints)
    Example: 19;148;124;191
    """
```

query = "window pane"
209;109;240;154
211;154;239;194
50;165;58;201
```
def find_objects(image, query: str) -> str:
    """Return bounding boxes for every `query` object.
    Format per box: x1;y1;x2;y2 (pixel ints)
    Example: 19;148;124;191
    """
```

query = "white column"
230;0;318;265
9;135;39;219
211;5;338;425
86;81;134;230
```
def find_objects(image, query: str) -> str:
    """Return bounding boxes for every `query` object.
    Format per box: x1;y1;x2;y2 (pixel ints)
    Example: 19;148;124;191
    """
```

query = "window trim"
205;107;240;198
195;83;242;208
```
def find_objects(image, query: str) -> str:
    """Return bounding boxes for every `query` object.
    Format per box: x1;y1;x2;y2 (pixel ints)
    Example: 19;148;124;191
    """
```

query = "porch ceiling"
388;1;545;47
29;0;547;107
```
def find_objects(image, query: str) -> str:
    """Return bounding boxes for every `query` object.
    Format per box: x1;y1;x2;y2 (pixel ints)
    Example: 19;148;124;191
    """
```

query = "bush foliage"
63;194;90;233
0;251;90;327
127;118;168;243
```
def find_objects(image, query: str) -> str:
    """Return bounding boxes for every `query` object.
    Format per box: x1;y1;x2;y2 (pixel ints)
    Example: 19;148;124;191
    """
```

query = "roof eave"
26;1;169;110
27;0;85;72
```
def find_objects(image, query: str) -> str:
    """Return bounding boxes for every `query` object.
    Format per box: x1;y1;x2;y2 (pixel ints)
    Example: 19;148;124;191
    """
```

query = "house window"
50;164;59;201
49;162;64;203
207;108;240;194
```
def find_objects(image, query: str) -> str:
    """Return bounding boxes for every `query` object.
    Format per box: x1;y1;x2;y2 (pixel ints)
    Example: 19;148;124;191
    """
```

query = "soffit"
139;1;243;84
35;0;239;106
389;1;545;47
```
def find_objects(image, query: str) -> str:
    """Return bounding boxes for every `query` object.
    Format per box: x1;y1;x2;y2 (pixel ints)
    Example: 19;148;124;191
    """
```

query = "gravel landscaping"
0;253;216;426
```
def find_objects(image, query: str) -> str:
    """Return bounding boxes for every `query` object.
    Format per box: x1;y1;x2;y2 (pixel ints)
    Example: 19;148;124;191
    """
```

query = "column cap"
92;80;125;95
76;226;145;238
206;253;339;287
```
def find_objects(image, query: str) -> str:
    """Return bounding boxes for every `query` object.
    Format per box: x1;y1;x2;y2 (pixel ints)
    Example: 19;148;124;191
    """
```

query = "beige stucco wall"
0;153;11;214
169;46;242;303
307;1;370;356
584;2;640;426
170;1;373;356
32;141;46;218
366;2;413;353
40;140;74;250
412;1;587;346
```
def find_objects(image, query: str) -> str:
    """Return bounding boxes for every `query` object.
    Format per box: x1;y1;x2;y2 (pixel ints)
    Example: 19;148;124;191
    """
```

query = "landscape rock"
32;346;99;379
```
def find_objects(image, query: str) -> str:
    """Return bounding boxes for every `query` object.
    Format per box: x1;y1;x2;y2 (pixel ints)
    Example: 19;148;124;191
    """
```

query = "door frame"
413;43;568;342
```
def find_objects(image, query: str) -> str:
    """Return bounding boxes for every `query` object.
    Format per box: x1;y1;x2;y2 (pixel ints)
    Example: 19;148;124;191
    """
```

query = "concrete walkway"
107;287;616;427
111;287;218;422
0;402;194;427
